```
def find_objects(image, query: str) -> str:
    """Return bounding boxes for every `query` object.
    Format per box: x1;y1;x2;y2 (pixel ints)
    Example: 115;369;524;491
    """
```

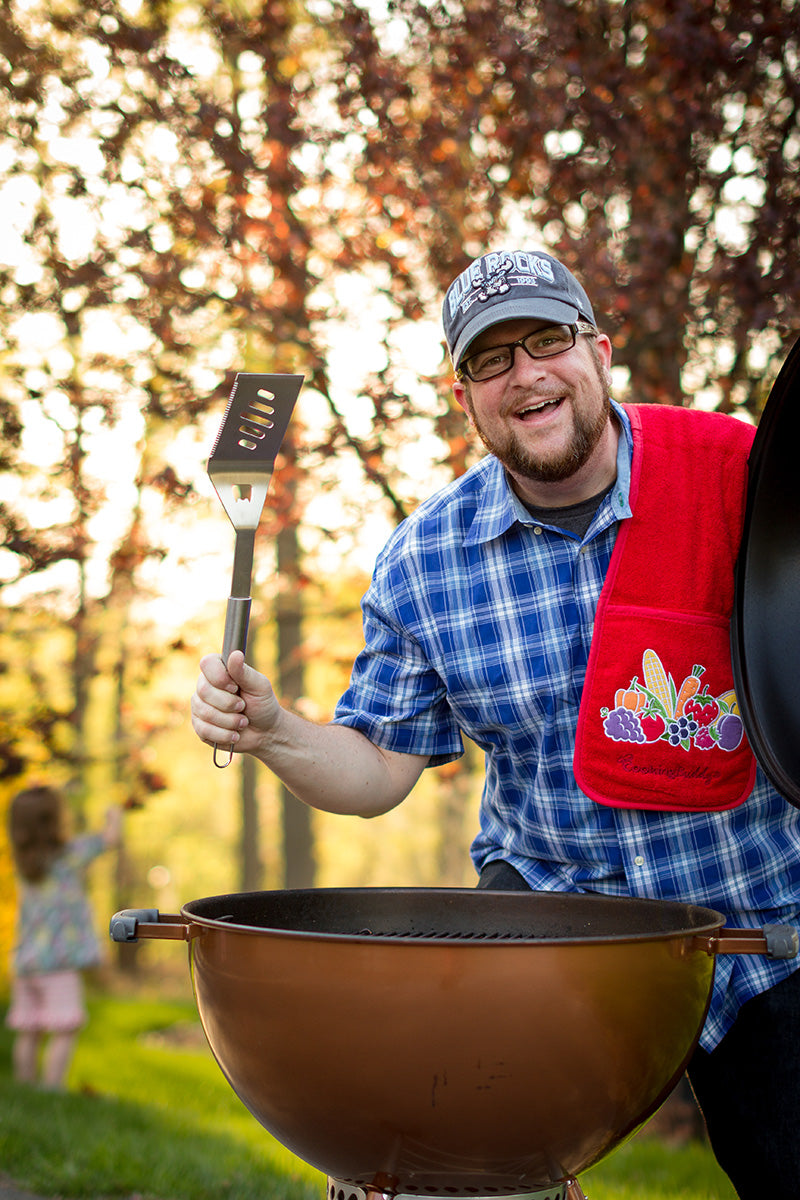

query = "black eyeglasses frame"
456;321;598;383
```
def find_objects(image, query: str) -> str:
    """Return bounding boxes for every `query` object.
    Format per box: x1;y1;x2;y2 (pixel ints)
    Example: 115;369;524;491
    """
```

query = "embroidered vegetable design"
601;649;744;753
642;649;676;718
675;665;705;717
717;713;744;751
640;712;667;741
614;679;647;711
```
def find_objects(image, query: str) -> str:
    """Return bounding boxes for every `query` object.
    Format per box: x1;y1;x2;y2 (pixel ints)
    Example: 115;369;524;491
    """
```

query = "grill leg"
328;1183;577;1200
565;1180;588;1200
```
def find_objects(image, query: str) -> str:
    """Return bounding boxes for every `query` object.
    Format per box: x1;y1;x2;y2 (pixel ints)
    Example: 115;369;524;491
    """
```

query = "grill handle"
109;908;196;943
693;923;798;959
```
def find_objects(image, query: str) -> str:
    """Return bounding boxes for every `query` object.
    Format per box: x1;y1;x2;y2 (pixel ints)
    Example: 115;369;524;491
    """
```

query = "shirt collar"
464;398;633;547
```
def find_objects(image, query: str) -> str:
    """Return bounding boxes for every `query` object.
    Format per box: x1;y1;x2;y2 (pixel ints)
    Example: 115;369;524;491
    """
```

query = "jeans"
478;860;800;1197
687;967;800;1198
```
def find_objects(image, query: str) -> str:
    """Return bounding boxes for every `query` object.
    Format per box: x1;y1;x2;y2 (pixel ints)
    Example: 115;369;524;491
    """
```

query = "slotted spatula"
207;372;303;766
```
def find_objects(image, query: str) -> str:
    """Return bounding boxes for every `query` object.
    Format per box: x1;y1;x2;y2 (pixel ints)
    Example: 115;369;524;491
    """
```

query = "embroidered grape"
604;706;646;743
667;715;699;746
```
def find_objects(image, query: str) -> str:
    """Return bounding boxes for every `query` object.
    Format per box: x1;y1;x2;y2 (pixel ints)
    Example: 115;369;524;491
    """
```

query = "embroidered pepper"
614;678;647;712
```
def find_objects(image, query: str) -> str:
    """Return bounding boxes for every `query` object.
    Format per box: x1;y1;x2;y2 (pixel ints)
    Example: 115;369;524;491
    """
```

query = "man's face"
452;319;614;502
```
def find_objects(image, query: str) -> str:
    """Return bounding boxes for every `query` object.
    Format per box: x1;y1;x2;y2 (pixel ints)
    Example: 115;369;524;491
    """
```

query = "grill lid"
732;335;800;807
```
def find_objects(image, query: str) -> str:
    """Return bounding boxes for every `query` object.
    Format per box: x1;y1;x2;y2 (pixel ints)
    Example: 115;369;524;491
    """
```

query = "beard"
463;360;612;484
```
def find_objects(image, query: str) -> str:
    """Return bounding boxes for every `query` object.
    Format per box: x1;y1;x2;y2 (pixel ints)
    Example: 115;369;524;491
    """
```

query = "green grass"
0;985;736;1200
0;987;321;1200
582;1137;736;1199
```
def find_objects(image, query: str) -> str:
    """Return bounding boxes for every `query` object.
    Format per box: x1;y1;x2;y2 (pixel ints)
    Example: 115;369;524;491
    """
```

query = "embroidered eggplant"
717;713;744;751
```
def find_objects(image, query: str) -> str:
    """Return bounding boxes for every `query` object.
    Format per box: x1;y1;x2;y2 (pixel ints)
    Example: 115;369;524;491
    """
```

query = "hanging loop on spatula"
206;372;303;767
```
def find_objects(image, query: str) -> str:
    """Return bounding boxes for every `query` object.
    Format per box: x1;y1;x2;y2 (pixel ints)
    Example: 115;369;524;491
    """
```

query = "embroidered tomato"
640;712;667;741
684;689;720;726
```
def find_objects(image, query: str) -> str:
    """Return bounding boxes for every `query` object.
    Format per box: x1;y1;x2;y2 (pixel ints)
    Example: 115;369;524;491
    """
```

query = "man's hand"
190;650;429;817
191;650;279;757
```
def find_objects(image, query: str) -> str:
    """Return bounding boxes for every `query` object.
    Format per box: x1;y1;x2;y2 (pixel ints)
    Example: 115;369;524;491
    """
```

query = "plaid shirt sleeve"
334;574;466;766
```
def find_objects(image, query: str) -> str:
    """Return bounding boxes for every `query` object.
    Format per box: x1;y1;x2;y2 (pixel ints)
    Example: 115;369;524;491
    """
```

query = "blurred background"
1;0;798;990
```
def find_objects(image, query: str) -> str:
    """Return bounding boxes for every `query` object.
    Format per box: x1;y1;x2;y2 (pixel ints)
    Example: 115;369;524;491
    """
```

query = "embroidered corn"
642;648;675;718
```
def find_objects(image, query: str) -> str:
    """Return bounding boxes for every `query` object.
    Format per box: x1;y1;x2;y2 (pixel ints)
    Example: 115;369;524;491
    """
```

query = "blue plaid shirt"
334;401;800;1050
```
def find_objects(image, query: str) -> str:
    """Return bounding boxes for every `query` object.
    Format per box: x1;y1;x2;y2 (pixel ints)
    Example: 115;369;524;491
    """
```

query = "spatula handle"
213;597;252;767
221;596;252;661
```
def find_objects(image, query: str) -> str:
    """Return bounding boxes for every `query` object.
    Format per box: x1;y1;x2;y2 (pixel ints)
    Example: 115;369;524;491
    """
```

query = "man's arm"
191;650;428;817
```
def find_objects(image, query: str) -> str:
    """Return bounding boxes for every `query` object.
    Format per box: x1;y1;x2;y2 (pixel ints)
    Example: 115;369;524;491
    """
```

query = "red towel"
574;403;757;812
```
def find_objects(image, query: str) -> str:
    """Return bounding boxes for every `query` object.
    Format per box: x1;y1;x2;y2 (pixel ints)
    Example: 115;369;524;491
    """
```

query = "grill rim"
181;886;726;948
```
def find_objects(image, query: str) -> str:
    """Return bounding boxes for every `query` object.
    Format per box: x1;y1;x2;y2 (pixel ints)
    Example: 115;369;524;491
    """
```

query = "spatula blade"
207;373;303;529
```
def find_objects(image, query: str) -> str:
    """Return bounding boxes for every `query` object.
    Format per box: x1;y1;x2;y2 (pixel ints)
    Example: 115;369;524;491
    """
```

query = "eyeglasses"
457;322;597;382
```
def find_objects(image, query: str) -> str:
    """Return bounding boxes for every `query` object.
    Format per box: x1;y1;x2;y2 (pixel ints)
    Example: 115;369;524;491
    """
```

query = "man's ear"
596;332;613;377
452;379;474;424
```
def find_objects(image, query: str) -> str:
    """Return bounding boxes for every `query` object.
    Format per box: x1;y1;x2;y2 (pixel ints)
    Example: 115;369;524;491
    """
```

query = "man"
192;249;800;1197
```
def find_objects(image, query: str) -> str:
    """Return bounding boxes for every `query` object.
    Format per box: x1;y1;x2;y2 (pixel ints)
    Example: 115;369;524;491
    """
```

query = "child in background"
5;785;122;1089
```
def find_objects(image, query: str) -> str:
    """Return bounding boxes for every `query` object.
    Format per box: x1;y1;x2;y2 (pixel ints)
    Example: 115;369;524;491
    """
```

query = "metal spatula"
207;372;303;766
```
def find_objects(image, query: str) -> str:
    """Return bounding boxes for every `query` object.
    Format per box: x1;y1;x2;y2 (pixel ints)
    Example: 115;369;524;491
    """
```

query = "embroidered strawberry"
640;712;667;742
684;687;720;727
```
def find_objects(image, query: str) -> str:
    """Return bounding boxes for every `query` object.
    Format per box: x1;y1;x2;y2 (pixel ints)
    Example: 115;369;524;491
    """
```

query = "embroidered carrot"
642;649;675;718
675;665;705;717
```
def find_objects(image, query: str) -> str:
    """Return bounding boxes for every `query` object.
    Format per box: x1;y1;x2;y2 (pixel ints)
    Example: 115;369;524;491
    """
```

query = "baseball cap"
443;249;596;368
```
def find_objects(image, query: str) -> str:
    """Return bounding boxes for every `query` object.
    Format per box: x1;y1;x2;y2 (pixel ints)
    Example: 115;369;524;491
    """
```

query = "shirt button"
634;855;645;867
533;526;543;535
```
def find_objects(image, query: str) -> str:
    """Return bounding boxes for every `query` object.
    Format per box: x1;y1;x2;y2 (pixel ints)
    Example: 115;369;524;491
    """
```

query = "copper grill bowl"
131;887;737;1193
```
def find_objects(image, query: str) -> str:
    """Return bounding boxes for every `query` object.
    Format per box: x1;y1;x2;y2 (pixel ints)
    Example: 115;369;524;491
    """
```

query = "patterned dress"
12;835;106;975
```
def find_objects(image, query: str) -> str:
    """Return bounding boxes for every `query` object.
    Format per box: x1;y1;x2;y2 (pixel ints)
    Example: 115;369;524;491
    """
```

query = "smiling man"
192;248;800;1198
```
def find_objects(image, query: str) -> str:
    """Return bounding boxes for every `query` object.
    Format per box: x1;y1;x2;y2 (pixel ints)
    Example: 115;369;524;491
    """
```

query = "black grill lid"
732;335;800;807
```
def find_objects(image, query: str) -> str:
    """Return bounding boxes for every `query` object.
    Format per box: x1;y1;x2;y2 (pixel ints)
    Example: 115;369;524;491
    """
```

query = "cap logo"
475;254;513;302
447;251;557;320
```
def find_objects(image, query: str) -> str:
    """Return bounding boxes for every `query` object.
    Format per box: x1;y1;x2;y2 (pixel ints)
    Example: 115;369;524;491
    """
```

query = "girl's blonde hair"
9;785;67;883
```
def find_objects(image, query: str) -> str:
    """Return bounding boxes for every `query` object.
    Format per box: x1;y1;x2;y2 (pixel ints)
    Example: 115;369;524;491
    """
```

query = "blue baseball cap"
443;249;596;368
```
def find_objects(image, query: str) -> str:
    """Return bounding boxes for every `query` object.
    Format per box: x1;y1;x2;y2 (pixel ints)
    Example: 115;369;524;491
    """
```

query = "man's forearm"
250;707;427;817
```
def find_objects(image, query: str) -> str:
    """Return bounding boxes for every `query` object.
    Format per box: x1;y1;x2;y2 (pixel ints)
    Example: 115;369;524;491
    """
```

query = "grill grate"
353;928;533;941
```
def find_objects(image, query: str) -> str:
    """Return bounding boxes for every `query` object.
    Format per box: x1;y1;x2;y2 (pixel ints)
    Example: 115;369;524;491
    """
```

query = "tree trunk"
276;518;315;888
239;701;263;891
111;639;139;973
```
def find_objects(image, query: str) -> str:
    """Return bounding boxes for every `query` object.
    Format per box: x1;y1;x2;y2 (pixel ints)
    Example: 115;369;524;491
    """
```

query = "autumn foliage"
0;0;797;911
